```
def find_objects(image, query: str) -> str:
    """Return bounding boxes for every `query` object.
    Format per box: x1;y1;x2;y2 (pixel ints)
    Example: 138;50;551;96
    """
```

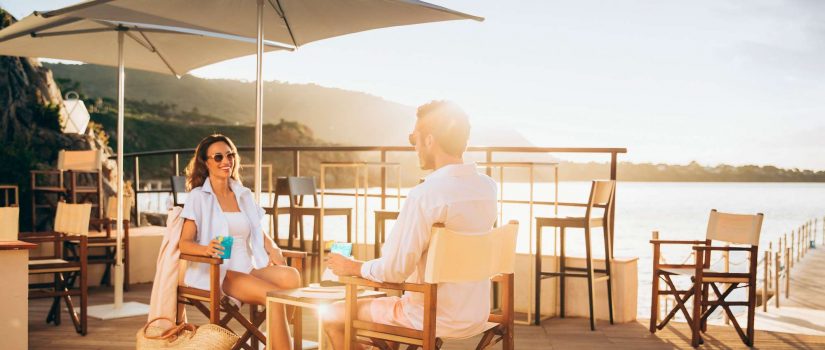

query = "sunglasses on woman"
205;152;236;163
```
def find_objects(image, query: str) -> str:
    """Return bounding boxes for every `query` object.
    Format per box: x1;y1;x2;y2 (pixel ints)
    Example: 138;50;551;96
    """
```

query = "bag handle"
142;317;196;341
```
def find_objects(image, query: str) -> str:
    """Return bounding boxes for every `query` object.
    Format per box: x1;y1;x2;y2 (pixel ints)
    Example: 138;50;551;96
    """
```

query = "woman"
179;134;299;350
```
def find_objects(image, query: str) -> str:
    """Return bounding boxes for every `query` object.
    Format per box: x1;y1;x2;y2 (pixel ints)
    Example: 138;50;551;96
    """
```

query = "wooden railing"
116;145;626;232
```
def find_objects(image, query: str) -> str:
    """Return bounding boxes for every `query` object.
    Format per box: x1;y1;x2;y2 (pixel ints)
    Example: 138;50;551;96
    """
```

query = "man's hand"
326;253;363;277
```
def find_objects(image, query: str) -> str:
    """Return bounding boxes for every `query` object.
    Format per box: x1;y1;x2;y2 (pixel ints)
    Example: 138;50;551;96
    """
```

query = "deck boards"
28;249;825;349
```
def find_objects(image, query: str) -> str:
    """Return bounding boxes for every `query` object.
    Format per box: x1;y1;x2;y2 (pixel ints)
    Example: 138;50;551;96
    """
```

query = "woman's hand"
203;238;225;258
267;246;286;266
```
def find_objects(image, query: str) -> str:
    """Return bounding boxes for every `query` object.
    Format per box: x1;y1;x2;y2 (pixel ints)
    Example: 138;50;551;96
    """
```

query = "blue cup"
217;235;234;259
330;242;353;257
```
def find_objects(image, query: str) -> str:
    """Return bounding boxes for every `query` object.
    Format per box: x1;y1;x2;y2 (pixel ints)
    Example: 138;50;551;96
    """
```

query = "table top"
0;240;37;250
267;285;385;305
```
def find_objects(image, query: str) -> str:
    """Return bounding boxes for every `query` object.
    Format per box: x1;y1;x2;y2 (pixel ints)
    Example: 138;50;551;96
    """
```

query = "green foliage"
31;102;63;132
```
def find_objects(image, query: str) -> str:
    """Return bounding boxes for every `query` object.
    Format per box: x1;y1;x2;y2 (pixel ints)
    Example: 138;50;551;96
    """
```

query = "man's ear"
424;134;435;148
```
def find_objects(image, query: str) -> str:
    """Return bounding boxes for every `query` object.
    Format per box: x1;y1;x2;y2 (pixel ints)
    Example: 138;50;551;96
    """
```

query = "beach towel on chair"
148;206;186;329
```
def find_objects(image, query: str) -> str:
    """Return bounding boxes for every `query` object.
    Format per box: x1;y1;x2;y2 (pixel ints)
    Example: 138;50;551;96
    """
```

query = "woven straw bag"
136;317;239;350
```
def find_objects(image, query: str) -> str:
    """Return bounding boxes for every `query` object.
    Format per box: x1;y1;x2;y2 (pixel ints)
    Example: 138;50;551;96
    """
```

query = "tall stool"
285;177;352;281
534;180;615;330
373;209;399;258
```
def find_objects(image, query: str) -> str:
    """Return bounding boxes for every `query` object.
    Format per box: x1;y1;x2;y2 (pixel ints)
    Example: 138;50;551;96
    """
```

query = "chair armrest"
281;249;306;274
30;170;61;175
281;249;306;259
180;253;223;265
339;275;431;293
650;239;708;245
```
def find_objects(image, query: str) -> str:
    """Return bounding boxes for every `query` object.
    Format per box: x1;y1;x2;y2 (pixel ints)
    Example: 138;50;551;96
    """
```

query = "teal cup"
330;242;353;257
217;235;234;259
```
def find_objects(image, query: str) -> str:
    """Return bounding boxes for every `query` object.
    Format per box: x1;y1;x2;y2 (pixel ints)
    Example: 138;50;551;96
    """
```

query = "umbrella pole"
87;28;149;320
114;29;125;309
254;0;264;203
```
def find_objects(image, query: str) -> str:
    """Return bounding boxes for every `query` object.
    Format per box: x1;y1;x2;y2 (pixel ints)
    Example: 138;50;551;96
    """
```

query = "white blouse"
180;178;269;290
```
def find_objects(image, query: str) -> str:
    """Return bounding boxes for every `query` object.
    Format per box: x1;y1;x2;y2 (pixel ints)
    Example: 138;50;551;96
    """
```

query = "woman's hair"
185;134;242;190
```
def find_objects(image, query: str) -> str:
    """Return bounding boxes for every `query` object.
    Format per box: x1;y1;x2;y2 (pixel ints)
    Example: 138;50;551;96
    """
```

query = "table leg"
317;312;324;350
266;299;272;350
293;308;303;350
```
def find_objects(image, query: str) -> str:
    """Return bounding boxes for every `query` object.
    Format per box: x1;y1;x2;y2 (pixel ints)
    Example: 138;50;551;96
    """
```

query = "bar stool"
534;180;615;330
373;209;399;258
284;177;352;280
264;177;292;242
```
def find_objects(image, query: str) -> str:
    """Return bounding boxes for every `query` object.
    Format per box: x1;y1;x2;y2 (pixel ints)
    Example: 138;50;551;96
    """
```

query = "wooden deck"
29;249;825;349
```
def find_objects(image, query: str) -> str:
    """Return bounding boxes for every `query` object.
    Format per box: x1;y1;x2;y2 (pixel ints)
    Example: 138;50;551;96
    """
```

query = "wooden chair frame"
176;249;307;350
64;217;131;290
31;150;104;231
650;210;763;347
340;273;514;350
21;202;91;335
0;184;19;207
341;222;518;350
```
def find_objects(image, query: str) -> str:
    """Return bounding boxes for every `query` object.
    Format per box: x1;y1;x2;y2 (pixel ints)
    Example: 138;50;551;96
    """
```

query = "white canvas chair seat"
28;258;80;274
659;267;750;284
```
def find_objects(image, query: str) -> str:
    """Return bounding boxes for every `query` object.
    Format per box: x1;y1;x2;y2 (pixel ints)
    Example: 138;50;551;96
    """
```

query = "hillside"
46;62;412;146
45;62;534;147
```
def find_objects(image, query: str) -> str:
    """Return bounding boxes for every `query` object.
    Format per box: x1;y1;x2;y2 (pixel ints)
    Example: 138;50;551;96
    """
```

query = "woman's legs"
222;270;292;350
251;265;302;290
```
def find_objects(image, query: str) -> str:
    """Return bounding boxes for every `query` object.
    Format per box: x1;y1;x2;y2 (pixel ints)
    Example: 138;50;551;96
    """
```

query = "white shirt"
360;163;498;338
180;178;269;290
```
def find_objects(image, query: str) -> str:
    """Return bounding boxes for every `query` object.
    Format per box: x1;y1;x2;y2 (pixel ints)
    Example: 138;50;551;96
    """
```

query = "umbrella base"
86;301;150;320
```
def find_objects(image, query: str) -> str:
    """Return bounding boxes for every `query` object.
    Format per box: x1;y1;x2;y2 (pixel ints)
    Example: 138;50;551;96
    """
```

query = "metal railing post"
763;250;769;312
380;150;387;210
609;151;618;256
774;248;780;308
174;153;180;176
785;247;791;298
134;156;141;226
293;150;300;176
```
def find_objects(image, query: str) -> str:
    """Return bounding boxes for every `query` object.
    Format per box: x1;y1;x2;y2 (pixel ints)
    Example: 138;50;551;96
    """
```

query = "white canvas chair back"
424;220;519;284
55;202;92;236
105;195;133;220
0;207;19;241
57;149;101;172
705;209;763;246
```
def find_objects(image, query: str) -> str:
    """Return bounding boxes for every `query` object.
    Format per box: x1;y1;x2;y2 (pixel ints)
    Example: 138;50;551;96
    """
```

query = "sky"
3;1;824;169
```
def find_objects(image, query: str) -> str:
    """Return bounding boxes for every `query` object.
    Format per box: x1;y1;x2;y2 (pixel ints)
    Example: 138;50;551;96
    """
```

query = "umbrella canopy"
0;13;292;76
42;0;484;203
39;0;483;48
0;12;293;318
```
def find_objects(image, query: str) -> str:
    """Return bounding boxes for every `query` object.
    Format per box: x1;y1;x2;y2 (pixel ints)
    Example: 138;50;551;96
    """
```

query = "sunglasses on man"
205;152;236;163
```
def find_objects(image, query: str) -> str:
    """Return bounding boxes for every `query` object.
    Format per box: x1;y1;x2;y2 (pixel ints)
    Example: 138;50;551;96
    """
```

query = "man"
324;100;498;349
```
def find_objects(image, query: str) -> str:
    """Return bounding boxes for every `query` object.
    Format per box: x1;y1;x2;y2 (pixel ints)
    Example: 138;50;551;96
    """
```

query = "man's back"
360;163;497;337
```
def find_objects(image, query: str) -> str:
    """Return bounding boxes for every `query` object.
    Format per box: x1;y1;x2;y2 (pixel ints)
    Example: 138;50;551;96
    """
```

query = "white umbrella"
42;0;484;203
0;12;293;319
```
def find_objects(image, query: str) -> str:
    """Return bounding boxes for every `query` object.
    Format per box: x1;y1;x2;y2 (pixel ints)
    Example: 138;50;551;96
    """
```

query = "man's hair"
416;100;471;157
